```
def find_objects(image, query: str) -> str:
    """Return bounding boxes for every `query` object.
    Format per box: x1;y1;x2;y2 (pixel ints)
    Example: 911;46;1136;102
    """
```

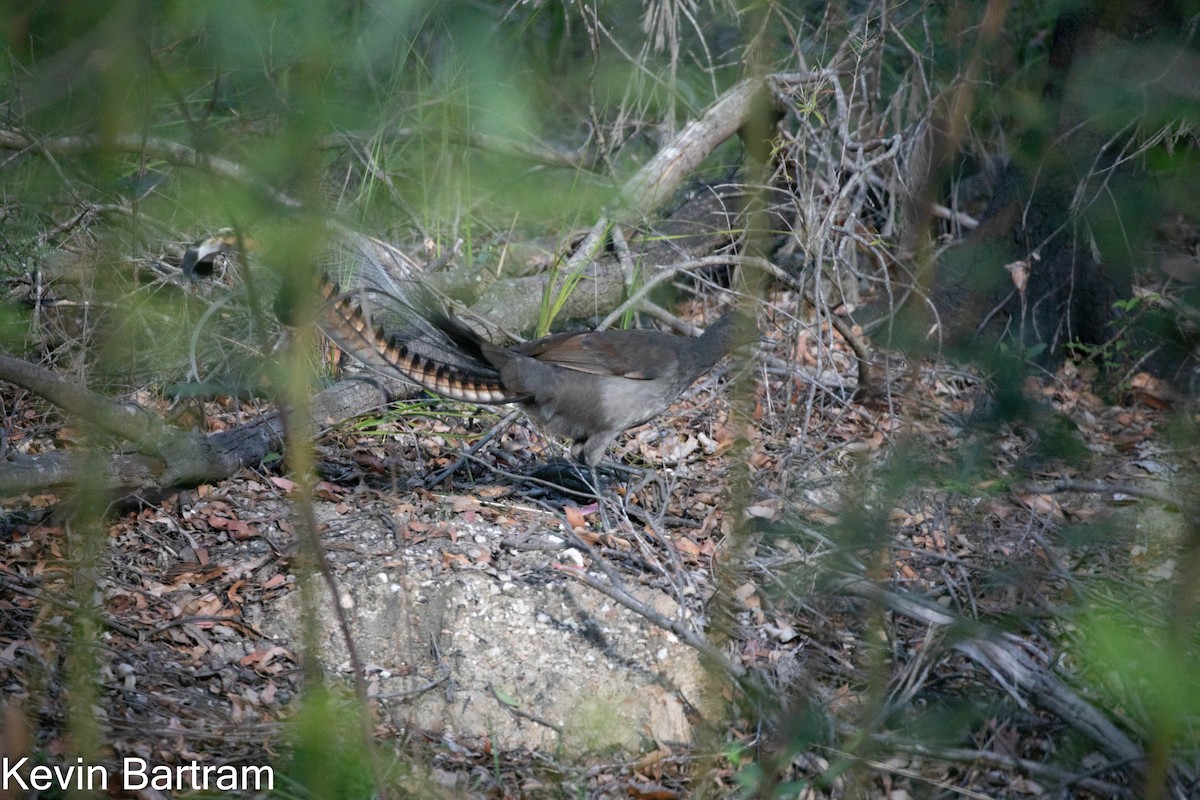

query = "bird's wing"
521;331;675;379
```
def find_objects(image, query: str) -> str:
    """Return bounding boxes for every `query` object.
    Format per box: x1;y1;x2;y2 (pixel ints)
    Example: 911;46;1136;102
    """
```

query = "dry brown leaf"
628;784;678;800
352;452;387;473
733;582;757;604
269;476;296;494
182;593;223;617
314;481;346;500
632;748;671;771
1014;492;1063;519
1130;372;1173;409
744;499;782;520
563;505;588;530
452;495;483;514
262;574;287;590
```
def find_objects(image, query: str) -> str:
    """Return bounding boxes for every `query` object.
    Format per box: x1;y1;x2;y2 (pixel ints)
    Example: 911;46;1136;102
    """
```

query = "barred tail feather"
315;275;518;405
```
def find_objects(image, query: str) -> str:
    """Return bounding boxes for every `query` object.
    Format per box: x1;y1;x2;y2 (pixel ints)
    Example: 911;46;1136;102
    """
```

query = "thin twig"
1016;478;1180;509
425;409;522;487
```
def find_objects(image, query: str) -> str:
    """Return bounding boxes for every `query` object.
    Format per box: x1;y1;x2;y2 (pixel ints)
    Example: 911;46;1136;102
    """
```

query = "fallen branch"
320;127;604;173
854;728;1133;797
0;353;178;457
832;574;1146;768
1016;478;1181;510
0;363;413;495
618;78;767;216
2;80;773;331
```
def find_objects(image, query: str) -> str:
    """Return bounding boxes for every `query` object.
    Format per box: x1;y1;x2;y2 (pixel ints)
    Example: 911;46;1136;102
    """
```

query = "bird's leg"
596;459;648;481
586;461;616;533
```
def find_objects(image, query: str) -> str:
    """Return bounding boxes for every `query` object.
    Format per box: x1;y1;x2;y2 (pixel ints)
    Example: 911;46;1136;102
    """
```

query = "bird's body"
480;317;746;465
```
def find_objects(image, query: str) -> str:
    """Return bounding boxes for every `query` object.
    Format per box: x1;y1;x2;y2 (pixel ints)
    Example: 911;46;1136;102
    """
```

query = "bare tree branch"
0;354;178;455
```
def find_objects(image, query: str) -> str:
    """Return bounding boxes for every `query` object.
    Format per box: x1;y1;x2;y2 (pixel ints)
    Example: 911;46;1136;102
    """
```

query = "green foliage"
1064;335;1126;373
537;248;593;335
1063;296;1145;382
0;302;30;352
348;400;503;451
1078;607;1200;748
277;687;415;799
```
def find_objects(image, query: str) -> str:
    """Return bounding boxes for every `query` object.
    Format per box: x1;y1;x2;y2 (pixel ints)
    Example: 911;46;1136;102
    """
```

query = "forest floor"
1;273;1190;797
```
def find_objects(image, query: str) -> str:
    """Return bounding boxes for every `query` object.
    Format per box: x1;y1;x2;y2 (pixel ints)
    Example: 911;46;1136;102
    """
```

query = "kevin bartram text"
1;757;273;792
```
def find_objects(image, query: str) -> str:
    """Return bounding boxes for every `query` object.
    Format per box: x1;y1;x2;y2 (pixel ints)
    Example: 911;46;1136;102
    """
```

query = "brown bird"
183;233;752;467
478;316;748;466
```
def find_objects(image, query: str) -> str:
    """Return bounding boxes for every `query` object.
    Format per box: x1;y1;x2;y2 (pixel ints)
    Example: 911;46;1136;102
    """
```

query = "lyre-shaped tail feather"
315;275;519;405
322;232;416;301
181;231;518;405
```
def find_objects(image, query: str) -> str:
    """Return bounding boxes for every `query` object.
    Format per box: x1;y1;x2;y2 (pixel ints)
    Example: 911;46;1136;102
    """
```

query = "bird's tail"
181;230;521;404
314;274;520;404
